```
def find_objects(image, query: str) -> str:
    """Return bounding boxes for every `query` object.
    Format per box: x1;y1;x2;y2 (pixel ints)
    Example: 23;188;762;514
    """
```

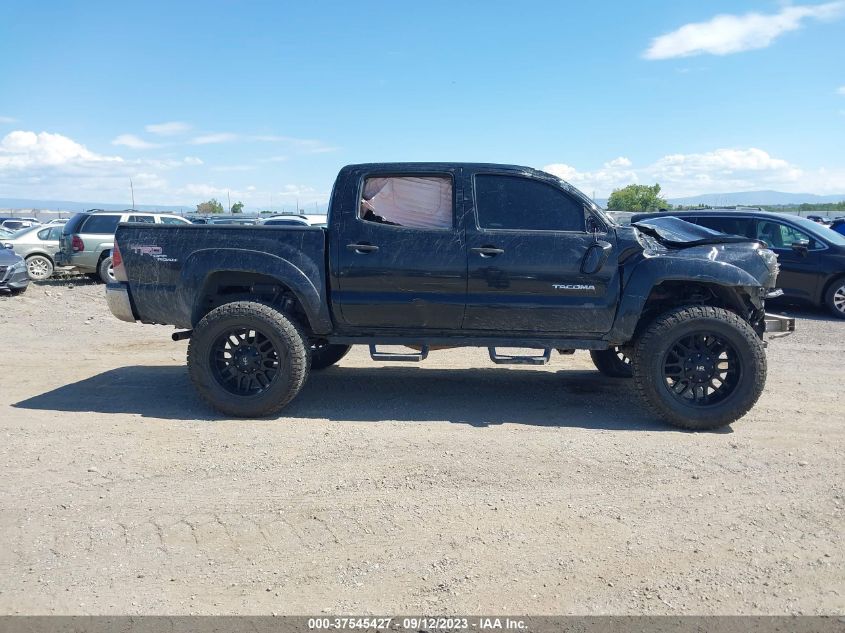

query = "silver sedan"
2;225;63;280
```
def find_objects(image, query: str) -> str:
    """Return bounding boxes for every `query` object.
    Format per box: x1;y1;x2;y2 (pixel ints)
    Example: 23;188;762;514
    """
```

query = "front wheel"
187;301;310;417
632;306;766;430
824;278;845;319
590;347;632;378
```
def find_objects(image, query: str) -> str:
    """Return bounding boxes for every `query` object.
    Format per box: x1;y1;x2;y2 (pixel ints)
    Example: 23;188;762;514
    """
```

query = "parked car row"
631;210;845;318
186;213;327;227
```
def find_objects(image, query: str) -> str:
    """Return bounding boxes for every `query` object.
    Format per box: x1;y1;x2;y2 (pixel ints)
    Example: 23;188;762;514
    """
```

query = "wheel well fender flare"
608;257;762;342
180;248;332;335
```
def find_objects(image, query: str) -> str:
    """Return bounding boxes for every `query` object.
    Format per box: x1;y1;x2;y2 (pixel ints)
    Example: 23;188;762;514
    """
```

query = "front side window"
82;215;120;234
474;174;585;232
359;176;453;230
756;221;814;249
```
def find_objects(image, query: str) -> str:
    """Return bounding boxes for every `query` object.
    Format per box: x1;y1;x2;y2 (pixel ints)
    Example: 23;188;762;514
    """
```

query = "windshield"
788;215;845;246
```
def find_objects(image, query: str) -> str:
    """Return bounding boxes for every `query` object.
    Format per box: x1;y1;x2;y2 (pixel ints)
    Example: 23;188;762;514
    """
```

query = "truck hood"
632;216;760;248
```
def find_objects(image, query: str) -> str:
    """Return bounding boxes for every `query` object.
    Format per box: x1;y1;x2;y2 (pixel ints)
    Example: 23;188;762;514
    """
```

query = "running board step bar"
488;347;552;365
369;345;429;362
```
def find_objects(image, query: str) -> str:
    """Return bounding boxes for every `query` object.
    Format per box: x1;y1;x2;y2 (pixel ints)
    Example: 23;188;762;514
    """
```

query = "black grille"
0;266;7;279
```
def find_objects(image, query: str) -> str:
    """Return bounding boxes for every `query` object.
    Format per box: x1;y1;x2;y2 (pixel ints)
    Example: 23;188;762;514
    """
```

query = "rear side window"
81;215;120;234
48;227;62;240
128;215;155;223
37;228;50;239
691;216;755;238
359;176;453;230
475;175;584;232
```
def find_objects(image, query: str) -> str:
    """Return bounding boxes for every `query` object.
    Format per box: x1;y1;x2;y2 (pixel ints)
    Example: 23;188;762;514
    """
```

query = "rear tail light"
112;241;127;282
71;235;84;252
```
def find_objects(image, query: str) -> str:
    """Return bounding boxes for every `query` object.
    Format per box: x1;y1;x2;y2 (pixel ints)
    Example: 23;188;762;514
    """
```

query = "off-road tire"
187;301;310;417
824;277;845;319
310;342;351;370
632;306;766;430
590;347;632;378
97;255;114;284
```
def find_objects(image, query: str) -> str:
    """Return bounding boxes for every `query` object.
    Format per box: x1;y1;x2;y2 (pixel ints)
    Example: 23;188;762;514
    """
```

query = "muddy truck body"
106;163;793;429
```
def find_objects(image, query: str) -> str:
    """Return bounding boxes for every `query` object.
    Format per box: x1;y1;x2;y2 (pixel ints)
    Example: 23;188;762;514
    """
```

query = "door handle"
471;246;505;257
347;242;379;254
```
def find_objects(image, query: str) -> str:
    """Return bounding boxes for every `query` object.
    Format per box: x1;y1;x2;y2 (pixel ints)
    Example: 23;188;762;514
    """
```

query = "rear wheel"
187;301;310;417
25;255;53;280
632;306;766;430
97;255;115;284
824;278;845;319
310;342;351;370
590;347;632;378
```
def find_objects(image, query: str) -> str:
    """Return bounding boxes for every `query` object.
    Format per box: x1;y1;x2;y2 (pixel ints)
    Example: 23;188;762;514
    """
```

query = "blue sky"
1;0;844;210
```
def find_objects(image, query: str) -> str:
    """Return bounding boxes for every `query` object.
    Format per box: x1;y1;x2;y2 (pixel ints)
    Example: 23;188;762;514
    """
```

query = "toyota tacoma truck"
105;162;793;430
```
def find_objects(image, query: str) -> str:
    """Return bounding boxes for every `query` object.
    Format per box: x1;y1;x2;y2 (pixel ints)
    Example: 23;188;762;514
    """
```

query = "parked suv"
57;210;190;282
631;210;845;318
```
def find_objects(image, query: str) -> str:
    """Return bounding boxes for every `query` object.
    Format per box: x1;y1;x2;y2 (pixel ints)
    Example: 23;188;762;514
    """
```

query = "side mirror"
4;243;13;250
791;240;810;255
581;240;613;274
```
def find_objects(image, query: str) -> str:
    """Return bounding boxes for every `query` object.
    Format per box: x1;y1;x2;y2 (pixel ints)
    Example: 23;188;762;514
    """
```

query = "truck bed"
113;224;329;330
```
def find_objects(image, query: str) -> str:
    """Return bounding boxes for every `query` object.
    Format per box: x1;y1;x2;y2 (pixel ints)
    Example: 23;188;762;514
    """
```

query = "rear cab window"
359;175;453;230
81;215;121;234
690;216;756;239
474;174;585;232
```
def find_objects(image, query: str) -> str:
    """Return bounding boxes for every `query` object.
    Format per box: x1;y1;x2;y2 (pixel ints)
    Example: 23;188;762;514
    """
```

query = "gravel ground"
0;279;842;615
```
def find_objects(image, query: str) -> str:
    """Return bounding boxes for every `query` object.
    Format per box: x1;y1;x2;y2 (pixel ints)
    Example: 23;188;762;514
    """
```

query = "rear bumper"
105;282;137;322
765;313;795;334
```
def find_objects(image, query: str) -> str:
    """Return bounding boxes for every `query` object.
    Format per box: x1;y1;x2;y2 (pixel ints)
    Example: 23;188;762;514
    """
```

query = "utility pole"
227;190;231;213
130;178;135;209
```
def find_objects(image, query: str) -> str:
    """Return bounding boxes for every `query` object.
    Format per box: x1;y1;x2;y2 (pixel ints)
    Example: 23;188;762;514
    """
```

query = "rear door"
334;170;467;329
463;172;620;333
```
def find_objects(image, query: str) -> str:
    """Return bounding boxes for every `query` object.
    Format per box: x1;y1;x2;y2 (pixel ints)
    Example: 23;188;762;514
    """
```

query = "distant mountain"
0;197;188;214
666;190;845;207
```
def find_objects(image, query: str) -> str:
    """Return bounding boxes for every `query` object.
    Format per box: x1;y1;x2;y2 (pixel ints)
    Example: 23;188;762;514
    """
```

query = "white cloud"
112;134;159;149
1;130;123;169
644;1;845;60
183;156;203;166
837;85;845;95
189;132;240;145
0;116;17;124
145;121;191;136
543;148;845;198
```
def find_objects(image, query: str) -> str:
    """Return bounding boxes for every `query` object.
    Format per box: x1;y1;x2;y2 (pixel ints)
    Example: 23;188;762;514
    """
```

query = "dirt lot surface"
0;279;842;615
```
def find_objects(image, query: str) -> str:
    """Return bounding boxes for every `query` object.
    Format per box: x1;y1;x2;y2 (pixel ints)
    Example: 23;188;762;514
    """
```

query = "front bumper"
105;282;137;322
0;262;30;291
765;313;795;335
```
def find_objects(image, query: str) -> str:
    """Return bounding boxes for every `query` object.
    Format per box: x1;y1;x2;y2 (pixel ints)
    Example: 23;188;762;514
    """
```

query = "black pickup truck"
106;163;792;430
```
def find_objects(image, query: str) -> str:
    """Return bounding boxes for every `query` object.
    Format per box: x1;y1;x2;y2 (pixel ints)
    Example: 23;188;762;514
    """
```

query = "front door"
335;171;467;329
755;219;824;302
463;173;620;334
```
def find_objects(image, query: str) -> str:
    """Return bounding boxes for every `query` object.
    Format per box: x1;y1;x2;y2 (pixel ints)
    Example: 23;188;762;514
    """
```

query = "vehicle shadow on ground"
13;364;715;432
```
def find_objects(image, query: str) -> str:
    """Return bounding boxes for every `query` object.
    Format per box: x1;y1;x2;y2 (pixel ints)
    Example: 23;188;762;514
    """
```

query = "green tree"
231;201;245;214
196;198;224;214
259;209;273;215
606;184;669;213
